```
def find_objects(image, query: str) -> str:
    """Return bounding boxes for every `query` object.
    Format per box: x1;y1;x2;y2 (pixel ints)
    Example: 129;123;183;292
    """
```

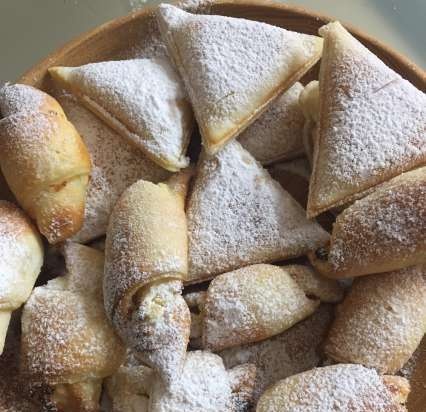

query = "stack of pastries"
0;2;425;412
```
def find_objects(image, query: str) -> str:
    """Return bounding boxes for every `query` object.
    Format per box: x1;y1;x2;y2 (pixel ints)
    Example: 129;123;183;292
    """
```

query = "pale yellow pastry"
58;95;170;243
202;264;319;351
104;170;192;385
307;21;426;217
187;141;329;283
0;200;43;354
157;4;323;153
256;364;409;412
0;83;91;243
49;57;193;172
238;82;305;164
149;351;256;412
325;265;426;374
21;243;125;412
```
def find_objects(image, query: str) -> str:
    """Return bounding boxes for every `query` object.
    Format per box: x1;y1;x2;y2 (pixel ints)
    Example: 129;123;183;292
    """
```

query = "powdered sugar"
186;141;329;282
0;83;44;117
238;82;305;164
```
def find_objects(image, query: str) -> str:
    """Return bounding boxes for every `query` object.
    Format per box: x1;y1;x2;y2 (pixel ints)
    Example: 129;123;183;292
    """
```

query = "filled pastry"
312;166;426;278
0;201;43;354
156;4;323;153
149;350;256;412
0;84;91;243
202;264;319;351
187;141;329;282
21;243;125;412
104;170;192;385
219;304;334;404
49;57;193;171
307;21;426;217
256;364;410;412
325;265;426;374
58;95;169;243
238;82;305;164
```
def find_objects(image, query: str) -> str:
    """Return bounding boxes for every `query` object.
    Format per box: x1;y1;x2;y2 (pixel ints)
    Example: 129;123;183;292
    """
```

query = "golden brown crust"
0;84;91;243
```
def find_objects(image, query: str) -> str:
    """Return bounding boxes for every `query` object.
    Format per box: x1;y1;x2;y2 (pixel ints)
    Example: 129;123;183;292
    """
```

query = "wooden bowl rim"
19;0;425;86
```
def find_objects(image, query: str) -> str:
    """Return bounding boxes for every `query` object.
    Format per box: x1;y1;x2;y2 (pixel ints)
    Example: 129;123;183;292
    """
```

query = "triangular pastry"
49;57;194;172
187;141;329;283
157;4;323;153
238;82;305;164
58;95;170;243
308;21;426;217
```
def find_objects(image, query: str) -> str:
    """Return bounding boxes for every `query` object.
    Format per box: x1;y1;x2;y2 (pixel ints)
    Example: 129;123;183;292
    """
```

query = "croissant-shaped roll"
0;84;91;243
0;201;43;354
104;169;192;386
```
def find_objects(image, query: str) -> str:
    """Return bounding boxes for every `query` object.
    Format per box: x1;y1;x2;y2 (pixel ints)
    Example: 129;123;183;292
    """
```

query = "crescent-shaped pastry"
21;243;125;412
0;201;43;354
256;364;410;412
307;21;426;217
238;82;305;164
0;84;91;243
49;57;193;172
314;166;426;278
187;141;329;282
156;4;323;154
57;95;170;243
219;304;334;404
149;351;256;412
104;170;192;385
325;265;426;374
202;264;319;351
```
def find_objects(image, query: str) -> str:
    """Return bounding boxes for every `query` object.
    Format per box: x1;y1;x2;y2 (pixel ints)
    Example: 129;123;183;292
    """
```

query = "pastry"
307;22;426;217
202;264;319;351
256;364;410;412
315;166;426;278
157;4;323;153
21;242;125;412
0;201;43;354
149;350;256;412
238;82;305;164
58;95;170;242
49;57;193;172
325;265;426;374
0;84;91;243
219;304;334;404
186;141;329;282
104;170;192;385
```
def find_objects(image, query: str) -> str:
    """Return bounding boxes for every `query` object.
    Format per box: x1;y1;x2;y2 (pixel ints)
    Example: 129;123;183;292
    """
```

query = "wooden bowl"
17;0;426;409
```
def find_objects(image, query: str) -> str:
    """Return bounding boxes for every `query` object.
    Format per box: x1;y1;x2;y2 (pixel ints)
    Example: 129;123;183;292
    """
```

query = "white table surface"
0;0;425;82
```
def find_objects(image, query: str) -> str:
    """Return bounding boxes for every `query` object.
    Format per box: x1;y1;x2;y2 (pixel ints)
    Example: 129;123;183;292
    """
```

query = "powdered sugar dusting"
187;141;329;282
238;82;305;164
0;83;44;117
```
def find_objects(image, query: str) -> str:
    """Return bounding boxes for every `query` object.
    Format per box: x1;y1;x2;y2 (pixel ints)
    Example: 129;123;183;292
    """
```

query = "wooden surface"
17;0;426;409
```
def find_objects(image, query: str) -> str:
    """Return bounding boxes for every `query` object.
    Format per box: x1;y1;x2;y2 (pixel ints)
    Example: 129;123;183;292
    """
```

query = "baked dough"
58;95;170;243
149;351;256;412
104;170;192;385
307;21;426;217
21;243;125;412
157;4;323;153
0;200;43;354
0;83;91;243
256;364;409;412
238;82;305;164
202;264;319;351
49;57;193;172
325;265;426;374
187;141;329;282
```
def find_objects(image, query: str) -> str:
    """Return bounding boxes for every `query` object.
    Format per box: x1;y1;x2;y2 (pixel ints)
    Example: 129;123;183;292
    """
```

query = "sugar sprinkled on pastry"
186;141;329;282
49;57;193;172
256;364;409;412
157;4;323;153
307;21;426;217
